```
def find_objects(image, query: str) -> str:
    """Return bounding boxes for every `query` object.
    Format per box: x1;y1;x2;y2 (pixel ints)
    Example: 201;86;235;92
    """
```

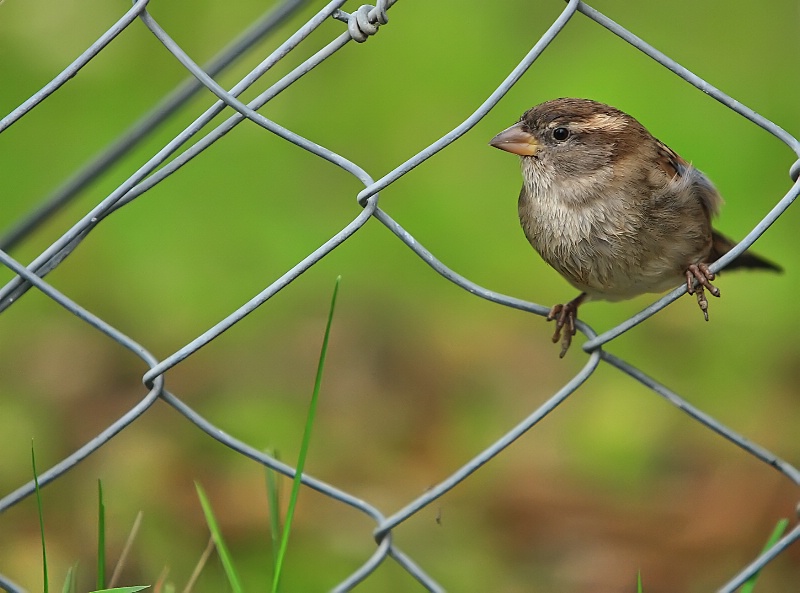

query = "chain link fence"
1;0;799;591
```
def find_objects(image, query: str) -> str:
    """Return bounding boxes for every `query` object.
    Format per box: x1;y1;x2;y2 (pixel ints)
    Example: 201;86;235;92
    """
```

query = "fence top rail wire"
0;1;797;592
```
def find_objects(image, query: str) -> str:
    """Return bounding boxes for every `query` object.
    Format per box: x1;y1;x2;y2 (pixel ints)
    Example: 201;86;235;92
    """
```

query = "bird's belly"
531;229;692;302
520;191;712;302
577;265;684;301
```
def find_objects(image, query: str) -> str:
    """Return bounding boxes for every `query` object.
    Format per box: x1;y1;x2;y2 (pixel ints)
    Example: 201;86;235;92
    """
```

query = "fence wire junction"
1;0;800;591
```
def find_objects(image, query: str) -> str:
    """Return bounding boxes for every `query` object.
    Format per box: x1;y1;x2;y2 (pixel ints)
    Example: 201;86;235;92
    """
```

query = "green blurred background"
1;0;799;591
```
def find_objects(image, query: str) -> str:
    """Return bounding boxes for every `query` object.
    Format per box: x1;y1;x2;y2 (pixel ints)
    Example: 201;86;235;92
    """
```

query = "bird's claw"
547;296;583;358
685;263;720;322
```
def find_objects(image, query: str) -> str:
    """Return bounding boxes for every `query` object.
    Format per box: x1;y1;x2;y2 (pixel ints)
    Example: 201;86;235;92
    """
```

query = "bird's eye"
552;127;570;141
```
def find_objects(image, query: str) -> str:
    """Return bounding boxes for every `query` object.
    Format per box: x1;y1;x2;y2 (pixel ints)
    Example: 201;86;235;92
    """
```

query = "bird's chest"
518;187;647;298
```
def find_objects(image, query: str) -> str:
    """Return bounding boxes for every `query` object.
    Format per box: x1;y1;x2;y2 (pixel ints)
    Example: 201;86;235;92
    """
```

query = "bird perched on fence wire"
490;98;780;357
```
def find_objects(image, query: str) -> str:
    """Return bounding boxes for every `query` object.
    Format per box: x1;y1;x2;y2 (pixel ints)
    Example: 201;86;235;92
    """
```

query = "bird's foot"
685;263;720;322
546;293;586;358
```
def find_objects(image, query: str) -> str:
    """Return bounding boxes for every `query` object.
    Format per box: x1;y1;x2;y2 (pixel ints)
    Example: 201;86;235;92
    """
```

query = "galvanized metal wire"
1;1;798;591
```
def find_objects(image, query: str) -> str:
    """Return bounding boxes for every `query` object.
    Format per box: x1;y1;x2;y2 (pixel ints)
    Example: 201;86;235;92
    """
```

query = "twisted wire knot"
790;158;800;182
346;0;392;43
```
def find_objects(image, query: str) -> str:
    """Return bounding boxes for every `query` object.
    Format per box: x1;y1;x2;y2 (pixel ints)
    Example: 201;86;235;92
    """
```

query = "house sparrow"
490;98;780;357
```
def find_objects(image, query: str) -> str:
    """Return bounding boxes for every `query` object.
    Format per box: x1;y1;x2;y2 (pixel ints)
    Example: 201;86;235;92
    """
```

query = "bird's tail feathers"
710;230;782;273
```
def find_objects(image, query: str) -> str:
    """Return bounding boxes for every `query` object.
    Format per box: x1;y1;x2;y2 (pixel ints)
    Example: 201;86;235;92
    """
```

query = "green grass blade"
32;442;49;593
264;449;282;571
194;481;243;593
97;479;106;590
272;275;341;593
90;586;150;592
637;570;643;593
61;564;77;593
740;518;789;593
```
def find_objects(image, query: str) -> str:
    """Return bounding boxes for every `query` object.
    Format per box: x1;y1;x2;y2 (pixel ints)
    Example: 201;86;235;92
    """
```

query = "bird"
489;98;780;357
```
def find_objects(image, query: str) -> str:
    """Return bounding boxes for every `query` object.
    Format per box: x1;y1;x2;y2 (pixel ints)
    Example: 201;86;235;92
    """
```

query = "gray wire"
0;0;309;251
1;0;797;590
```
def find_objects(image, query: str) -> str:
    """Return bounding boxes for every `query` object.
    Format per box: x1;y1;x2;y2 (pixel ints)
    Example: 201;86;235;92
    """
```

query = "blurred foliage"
0;0;799;592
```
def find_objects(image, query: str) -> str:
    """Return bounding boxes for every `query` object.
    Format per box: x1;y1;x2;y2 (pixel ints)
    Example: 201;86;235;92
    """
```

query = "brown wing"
651;133;777;272
655;138;723;219
654;139;688;180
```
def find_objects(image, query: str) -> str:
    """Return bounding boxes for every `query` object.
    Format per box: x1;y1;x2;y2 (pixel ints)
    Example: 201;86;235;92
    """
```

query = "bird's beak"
489;122;539;156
